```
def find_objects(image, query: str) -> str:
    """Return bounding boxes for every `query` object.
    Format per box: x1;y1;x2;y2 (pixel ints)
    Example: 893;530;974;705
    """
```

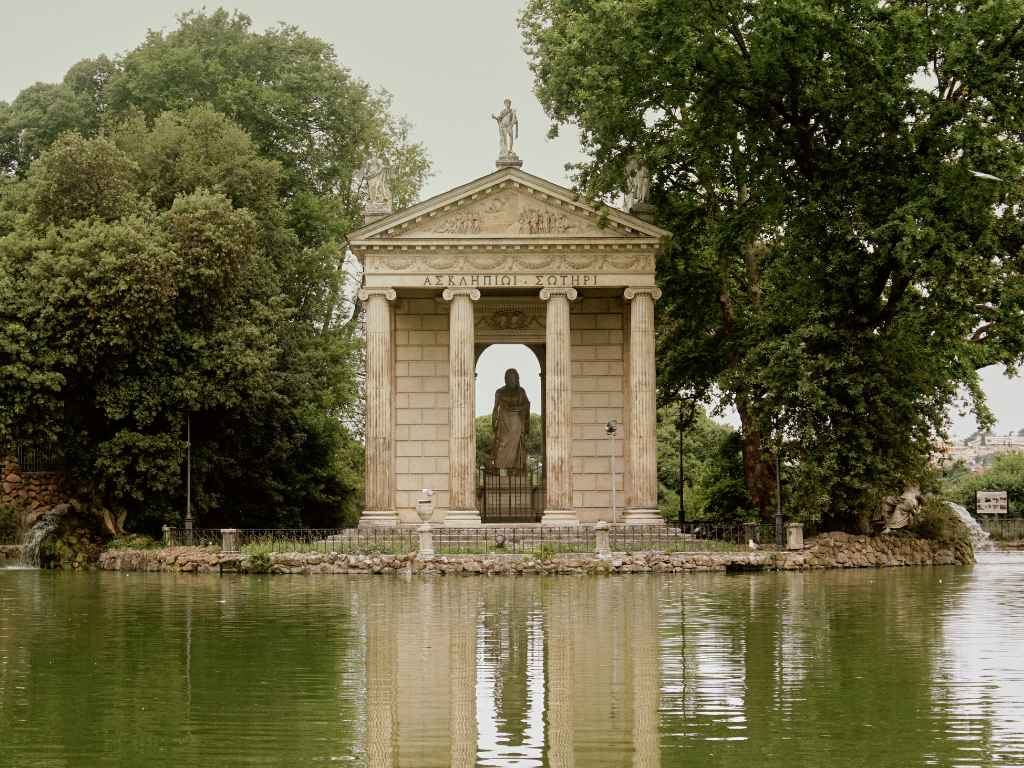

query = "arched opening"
475;344;544;522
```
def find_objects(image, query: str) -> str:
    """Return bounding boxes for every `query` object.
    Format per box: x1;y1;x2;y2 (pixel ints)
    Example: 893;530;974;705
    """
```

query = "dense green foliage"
522;0;1024;525
656;404;757;522
942;452;1024;515
0;10;428;532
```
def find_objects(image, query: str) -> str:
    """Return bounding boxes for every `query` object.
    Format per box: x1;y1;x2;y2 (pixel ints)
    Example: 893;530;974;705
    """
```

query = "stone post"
786;522;804;551
540;287;578;525
221;528;239;554
744;521;759;546
595;521;611;559
443;288;482;527
622;287;663;526
417;524;435;558
359;288;398;527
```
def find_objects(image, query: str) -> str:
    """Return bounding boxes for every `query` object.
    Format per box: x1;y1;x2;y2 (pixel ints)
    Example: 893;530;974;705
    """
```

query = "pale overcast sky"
2;0;1020;435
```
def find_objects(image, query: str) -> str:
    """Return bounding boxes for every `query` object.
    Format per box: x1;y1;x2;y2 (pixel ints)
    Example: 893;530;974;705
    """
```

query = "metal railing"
166;528;223;548
979;517;1024;542
479;469;543;523
433;525;594;555
1;442;64;473
611;522;776;553
165;527;419;554
162;521;779;556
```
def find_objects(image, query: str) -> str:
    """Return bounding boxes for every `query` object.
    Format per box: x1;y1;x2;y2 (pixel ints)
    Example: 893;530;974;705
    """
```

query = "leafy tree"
0;9;429;327
656;404;756;522
522;0;1024;525
943;452;1024;516
0;11;430;533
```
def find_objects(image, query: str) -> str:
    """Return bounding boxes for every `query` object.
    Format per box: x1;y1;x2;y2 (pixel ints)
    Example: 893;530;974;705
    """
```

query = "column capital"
358;287;397;302
539;287;578;302
624;286;662;301
441;287;481;302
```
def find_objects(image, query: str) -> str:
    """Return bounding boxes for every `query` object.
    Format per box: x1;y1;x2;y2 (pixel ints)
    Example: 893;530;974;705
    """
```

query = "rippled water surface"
1;553;1023;767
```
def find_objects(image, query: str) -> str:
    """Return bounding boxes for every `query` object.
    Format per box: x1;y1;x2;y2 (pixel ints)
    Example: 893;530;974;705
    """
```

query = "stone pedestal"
786;522;804;551
622;287;664;526
595;521;611;559
417;523;435;558
220;528;239;554
540;287;578;526
359;288;398;527
443;288;481;527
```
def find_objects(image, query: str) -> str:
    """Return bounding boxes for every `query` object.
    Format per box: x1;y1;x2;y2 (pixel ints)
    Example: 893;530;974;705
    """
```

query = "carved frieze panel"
366;251;655;274
474;300;546;342
399;189;614;238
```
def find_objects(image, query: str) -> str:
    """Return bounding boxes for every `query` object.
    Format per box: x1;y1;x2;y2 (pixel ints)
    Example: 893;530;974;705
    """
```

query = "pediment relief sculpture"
393;189;621;238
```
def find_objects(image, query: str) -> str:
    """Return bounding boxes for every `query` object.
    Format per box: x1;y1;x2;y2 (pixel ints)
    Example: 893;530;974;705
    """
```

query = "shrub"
243;551;272;573
106;534;159;550
912;498;970;544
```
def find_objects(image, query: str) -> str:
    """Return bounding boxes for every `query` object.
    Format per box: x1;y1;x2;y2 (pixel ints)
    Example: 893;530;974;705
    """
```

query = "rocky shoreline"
96;531;973;575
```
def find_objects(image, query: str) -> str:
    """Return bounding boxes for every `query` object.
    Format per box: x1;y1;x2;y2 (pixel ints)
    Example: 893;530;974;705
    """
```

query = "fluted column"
540;287;578;525
443;287;482;527
623;287;663;525
359;287;398;527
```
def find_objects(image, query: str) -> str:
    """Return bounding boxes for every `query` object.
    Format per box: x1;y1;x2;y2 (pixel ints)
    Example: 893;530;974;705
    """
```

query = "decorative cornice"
347;166;671;242
624;286;663;301
364;251;655;274
540;287;579;301
441;287;482;302
357;287;397;302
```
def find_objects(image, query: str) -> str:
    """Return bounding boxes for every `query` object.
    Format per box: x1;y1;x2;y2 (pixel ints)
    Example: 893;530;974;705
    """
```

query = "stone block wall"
2;455;68;527
570;295;626;522
394;298;450;521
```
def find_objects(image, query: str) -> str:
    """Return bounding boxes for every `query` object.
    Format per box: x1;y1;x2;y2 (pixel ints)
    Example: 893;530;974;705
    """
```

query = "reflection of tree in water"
658;569;971;767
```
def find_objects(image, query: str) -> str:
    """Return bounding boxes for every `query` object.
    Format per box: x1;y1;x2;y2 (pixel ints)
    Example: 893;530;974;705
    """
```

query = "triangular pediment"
348;167;670;243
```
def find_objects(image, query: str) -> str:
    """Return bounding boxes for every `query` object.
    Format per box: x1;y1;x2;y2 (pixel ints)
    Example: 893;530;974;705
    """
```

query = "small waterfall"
946;502;994;551
21;509;63;568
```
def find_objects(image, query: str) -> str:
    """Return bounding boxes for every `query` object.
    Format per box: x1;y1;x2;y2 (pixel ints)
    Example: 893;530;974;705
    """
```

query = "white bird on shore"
748;539;759;551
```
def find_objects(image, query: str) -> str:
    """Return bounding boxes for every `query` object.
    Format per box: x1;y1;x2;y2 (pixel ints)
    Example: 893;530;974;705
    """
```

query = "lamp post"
185;414;193;544
775;445;784;548
606;420;618;524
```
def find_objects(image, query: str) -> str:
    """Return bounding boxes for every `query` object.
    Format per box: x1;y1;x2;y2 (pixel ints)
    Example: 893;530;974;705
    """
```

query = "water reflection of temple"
359;577;662;768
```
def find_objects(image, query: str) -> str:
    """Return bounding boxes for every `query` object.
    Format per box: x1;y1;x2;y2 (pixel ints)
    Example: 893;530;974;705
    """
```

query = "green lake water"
1;553;1023;767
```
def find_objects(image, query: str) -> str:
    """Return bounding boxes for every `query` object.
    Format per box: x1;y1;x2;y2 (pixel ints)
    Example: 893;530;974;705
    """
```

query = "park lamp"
606;420;619;524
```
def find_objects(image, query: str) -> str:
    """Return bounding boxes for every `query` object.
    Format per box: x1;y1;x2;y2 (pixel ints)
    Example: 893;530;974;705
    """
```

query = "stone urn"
416;489;435;524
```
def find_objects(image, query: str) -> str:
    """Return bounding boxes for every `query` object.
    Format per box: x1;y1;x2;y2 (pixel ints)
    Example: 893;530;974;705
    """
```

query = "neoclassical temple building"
349;133;668;527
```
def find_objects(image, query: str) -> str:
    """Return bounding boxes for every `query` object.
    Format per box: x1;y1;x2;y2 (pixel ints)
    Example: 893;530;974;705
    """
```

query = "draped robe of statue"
491;369;530;472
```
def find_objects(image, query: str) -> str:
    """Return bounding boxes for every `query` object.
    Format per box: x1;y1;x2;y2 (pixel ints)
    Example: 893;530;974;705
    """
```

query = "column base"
541;509;579;526
444;509;482;528
621;508;665;526
359;510;400;528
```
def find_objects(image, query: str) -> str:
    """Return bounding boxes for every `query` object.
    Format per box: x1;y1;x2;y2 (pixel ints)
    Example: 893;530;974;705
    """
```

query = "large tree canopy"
522;0;1024;526
0;10;429;532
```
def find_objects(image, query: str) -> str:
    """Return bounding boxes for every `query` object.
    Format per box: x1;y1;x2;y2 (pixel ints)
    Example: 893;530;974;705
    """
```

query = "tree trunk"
735;394;776;521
